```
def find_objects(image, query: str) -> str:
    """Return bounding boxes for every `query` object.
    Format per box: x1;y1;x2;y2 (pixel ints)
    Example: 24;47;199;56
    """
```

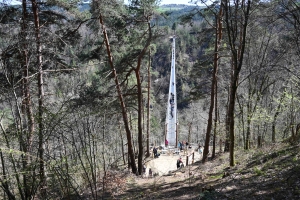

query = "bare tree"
222;0;252;166
202;3;223;163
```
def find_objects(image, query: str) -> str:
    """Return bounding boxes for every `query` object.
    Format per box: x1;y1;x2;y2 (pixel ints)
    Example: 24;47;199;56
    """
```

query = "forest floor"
109;142;300;200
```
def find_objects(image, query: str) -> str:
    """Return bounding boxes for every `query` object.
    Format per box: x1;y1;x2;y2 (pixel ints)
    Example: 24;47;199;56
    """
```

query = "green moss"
209;173;223;179
253;167;265;176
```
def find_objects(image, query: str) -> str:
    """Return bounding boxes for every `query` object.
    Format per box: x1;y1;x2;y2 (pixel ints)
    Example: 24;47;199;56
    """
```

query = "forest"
0;0;300;199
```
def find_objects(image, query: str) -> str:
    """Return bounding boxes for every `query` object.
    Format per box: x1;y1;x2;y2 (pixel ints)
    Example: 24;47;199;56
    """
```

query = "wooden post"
186;155;188;166
192;152;194;164
188;122;192;145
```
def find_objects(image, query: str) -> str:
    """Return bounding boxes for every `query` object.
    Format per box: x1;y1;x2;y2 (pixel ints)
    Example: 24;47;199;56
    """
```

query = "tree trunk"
135;69;144;175
202;6;222;163
257;125;262;148
212;7;222;159
236;94;246;149
21;0;35;153
99;13;137;173
245;100;251;150
212;87;217;159
188;122;192;145
135;18;152;175
290;86;295;139
146;50;151;158
223;0;251;166
31;0;46;194
102;112;107;198
21;0;35;197
119;120;126;165
228;73;237;166
224;86;230;152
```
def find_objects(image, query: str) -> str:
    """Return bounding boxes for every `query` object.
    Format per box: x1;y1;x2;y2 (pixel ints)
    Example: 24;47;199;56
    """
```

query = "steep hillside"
110;143;300;199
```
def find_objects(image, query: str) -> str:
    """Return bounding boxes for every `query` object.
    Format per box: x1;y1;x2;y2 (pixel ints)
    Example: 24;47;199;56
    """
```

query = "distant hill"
159;4;192;11
0;0;21;6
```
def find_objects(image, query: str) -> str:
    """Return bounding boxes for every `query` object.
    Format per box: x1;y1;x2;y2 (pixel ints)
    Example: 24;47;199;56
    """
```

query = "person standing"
178;141;181;150
153;147;158;158
149;168;153;178
198;145;203;155
177;157;184;169
165;139;169;147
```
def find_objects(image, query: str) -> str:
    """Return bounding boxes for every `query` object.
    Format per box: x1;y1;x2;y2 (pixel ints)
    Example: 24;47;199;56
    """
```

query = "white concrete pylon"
166;36;177;147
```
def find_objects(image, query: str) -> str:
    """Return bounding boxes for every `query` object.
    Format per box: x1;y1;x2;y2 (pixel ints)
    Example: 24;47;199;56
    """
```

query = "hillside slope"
114;143;300;199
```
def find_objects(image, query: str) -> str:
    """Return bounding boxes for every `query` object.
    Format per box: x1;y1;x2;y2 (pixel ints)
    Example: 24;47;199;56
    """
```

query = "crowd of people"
177;140;193;151
151;141;203;156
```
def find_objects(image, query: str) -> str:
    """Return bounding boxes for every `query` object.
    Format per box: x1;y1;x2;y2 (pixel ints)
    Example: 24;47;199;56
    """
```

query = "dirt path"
145;147;202;177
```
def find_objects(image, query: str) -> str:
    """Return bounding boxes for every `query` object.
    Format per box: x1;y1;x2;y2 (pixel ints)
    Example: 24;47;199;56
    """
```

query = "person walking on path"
148;168;153;178
198;145;203;155
178;141;182;151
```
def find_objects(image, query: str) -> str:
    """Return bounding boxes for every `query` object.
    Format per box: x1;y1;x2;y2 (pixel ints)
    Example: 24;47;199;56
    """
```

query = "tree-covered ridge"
1;0;300;199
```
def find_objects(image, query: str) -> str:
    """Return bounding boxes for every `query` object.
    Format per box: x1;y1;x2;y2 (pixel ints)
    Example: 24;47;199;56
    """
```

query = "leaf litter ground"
113;143;300;200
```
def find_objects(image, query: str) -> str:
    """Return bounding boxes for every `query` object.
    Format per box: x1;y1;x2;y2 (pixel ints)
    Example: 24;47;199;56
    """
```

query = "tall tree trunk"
31;0;46;194
202;6;222;163
135;18;152;175
21;0;35;197
223;0;251;166
212;80;218;159
21;0;35;152
135;69;144;175
146;50;151;158
212;7;222;159
99;14;137;173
